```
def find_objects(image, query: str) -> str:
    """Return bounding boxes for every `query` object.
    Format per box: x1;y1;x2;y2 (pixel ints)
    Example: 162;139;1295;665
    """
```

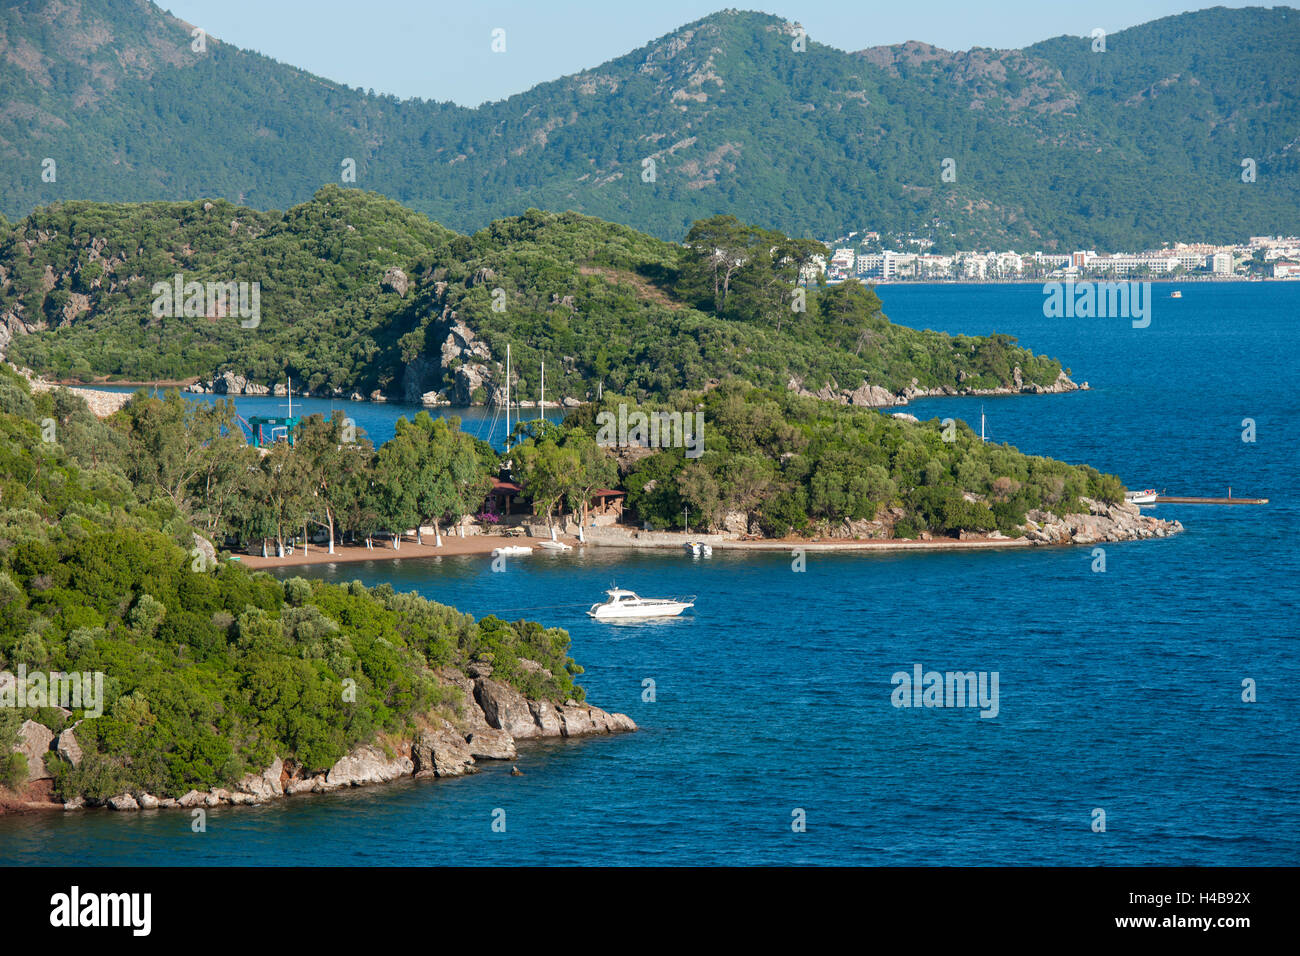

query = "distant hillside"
1;1;1296;248
0;188;1071;402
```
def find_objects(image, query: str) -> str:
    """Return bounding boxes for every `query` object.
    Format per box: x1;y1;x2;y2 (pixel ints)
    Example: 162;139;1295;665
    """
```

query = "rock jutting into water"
786;369;1087;408
6;670;634;813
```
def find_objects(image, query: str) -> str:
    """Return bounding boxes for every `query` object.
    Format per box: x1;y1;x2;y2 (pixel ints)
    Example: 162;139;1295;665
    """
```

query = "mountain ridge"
1;2;1296;247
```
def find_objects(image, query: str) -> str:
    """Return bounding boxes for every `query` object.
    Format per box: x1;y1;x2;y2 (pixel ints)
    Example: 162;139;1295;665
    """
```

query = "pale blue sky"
158;1;1270;106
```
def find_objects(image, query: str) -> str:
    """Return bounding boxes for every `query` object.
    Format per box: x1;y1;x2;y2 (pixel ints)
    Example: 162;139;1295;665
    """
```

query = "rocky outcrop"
787;369;1086;408
16;720;54;782
528;699;563;736
51;664;634;811
475;678;540;739
185;371;271;396
191;532;217;571
466;729;517;760
402;355;440;403
55;727;83;767
233;757;284;802
381;266;409;297
411;722;476;778
1021;497;1182;545
324;745;414;789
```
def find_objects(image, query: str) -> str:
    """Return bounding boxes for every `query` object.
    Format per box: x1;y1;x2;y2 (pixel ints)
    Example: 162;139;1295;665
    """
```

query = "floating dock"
1155;495;1268;505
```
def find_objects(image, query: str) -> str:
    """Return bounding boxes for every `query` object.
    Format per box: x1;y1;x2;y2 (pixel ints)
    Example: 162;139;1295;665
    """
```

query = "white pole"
505;344;510;450
539;360;544;421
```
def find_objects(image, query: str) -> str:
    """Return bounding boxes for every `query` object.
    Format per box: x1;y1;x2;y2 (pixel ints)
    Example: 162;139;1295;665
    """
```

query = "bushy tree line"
564;381;1125;538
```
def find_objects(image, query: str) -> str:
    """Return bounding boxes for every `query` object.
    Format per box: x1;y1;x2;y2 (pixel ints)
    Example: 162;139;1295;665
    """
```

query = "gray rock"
465;728;517;760
475;678;539;739
286;776;317;796
234;756;284;801
137;793;160;810
412;723;476;778
55;727;83;768
191;532;217;571
325;745;414;788
177;789;206;808
381;266;409;297
108;793;139;811
16;720;54;782
528;699;563;736
557;705;595;738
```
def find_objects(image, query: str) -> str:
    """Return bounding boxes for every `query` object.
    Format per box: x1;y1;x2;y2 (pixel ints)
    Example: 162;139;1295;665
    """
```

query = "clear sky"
158;1;1268;106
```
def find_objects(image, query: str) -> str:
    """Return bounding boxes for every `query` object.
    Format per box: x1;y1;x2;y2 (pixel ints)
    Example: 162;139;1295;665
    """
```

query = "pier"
1155;493;1268;505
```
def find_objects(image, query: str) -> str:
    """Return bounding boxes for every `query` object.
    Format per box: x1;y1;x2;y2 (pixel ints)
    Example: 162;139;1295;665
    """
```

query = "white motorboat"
587;588;695;620
491;545;533;557
683;541;713;557
1125;488;1159;506
537;540;573;551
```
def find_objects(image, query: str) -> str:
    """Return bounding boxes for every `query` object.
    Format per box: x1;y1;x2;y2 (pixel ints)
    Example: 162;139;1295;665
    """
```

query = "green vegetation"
1;3;1296;248
0;366;583;801
0;191;1066;400
565;381;1125;537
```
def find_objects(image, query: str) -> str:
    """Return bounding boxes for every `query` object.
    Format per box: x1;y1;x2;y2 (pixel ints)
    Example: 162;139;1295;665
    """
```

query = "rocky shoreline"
787;368;1087;408
20;356;1083;417
581;496;1182;549
5;668;635;814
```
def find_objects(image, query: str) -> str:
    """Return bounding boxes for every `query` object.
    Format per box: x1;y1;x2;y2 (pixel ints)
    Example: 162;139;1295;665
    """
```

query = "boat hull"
588;602;694;620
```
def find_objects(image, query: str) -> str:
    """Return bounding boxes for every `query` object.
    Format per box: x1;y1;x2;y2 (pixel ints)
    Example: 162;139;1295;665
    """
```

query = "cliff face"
8;664;635;813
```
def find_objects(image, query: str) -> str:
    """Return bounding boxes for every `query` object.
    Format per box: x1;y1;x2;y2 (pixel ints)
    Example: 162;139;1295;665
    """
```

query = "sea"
3;281;1296;866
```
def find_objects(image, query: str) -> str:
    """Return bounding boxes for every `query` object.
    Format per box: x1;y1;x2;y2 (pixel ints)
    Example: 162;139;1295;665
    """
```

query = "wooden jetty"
1155;489;1268;505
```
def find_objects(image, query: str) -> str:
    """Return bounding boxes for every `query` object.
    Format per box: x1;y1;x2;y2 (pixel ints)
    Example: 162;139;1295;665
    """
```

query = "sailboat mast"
505;344;511;451
288;376;292;417
539;360;544;421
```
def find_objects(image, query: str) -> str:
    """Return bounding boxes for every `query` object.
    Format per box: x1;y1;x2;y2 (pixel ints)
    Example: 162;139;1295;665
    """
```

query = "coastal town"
817;233;1300;283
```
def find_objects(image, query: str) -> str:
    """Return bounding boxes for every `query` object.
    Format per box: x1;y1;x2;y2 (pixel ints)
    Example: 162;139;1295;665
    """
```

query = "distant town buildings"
816;233;1300;283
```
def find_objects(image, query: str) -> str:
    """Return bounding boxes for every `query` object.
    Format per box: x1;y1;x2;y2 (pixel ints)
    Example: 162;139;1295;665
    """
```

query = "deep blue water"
4;282;1296;866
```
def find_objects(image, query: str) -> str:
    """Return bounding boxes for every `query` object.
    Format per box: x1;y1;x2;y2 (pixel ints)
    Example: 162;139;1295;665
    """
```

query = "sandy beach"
234;533;577;569
231;530;1033;570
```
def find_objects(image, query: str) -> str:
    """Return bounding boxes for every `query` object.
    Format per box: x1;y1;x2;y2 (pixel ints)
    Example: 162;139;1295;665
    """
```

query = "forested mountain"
0;188;1070;401
1;1;1295;248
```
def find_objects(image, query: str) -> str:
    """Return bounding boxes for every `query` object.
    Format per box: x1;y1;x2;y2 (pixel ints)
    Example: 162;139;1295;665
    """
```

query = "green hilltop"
0;187;1069;402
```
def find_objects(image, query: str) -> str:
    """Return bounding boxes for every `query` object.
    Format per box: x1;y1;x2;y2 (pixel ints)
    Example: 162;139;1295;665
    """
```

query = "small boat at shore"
537;540;573;551
684;541;713;557
588;588;695;620
1125;489;1159;506
491;545;533;557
